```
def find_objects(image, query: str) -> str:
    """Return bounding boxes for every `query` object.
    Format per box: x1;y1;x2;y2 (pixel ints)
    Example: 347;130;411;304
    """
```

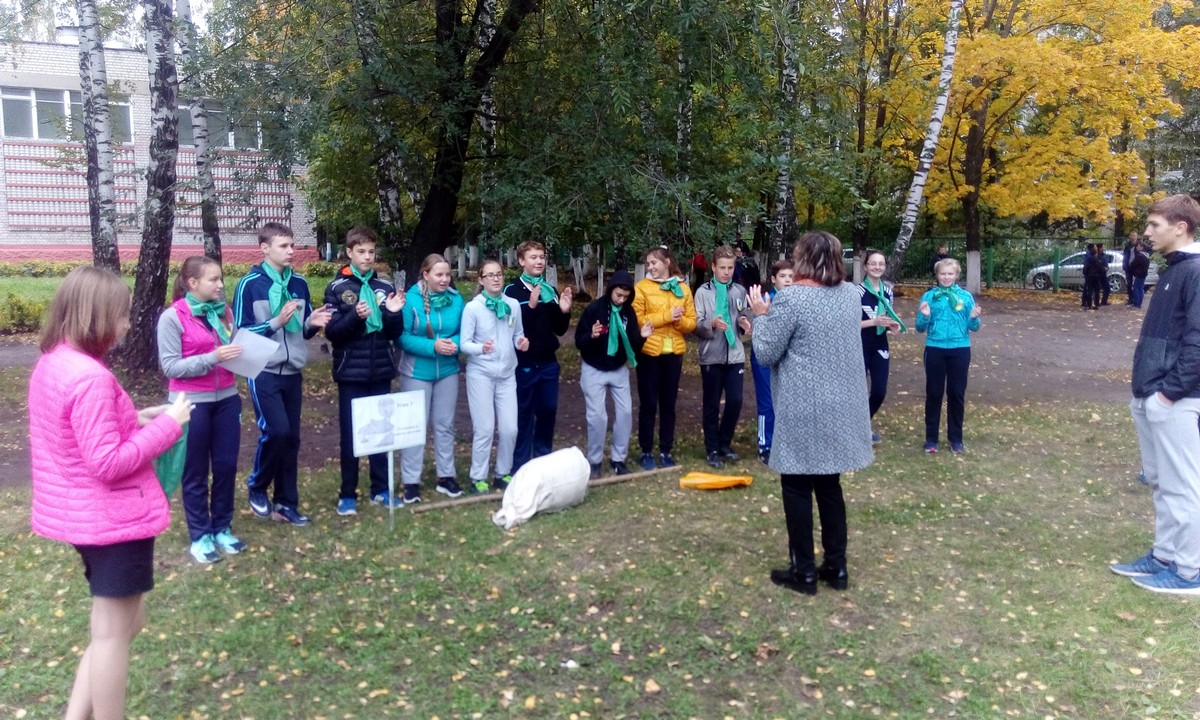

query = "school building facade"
0;39;318;263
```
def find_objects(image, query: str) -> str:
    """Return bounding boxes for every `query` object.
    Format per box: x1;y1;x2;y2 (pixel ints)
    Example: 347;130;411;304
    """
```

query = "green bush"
0;293;47;334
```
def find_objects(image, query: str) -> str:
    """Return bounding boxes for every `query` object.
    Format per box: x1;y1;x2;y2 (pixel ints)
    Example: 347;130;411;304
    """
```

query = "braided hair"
418;253;450;339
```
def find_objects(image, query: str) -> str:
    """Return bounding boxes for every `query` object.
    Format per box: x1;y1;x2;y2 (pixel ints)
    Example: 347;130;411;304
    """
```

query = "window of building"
0;86;131;143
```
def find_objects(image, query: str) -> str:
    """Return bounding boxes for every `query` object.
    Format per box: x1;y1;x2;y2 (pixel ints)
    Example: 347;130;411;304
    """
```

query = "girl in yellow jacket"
632;247;697;470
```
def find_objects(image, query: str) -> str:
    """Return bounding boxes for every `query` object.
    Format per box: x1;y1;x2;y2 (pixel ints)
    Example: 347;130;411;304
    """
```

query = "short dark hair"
345;226;377;251
259;221;294;246
769;259;794;278
791;231;846;287
1148;194;1200;236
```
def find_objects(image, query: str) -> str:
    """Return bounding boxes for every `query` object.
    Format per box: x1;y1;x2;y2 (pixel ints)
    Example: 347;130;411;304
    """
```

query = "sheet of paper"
218;328;279;378
352;390;426;457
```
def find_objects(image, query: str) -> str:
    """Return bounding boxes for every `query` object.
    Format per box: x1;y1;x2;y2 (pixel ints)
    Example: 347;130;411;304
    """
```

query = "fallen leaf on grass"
644;679;661;693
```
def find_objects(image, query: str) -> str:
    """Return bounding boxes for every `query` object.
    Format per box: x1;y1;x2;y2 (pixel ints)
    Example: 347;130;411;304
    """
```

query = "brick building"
0;39;318;263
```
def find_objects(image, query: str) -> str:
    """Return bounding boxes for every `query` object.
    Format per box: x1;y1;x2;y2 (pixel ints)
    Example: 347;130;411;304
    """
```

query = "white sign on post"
352;391;426;457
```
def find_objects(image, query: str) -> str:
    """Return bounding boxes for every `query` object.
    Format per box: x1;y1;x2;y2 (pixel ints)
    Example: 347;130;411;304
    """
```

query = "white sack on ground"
492;446;590;530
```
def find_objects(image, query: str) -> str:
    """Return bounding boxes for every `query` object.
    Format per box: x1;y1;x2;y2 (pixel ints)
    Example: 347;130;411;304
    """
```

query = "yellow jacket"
632;277;697;356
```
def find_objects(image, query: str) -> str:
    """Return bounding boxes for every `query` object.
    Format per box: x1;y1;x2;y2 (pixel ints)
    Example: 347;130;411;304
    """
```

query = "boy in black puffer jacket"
575;270;652;479
323;227;406;515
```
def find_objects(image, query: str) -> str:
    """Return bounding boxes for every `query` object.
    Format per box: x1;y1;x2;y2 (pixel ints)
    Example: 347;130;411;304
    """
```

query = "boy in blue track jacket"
234;222;332;525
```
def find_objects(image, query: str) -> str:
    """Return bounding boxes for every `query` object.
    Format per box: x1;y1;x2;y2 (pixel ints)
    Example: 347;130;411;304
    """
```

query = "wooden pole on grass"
409;465;683;514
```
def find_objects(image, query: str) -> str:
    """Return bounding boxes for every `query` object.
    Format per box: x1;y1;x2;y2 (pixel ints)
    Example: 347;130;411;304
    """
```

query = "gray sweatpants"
1130;394;1200;577
400;374;459;485
466;369;518;481
580;363;632;465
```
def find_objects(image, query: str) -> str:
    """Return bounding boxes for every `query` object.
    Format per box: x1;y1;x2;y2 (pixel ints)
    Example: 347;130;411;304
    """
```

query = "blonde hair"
792;231;846;287
40;266;131;357
419;253;450;339
933;258;961;277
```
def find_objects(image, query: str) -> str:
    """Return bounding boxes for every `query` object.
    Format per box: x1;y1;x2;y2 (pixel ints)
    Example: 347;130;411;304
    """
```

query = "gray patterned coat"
751;282;874;475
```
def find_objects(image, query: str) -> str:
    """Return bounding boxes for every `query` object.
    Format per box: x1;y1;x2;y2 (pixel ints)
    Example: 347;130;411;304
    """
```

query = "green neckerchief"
428;289;453;310
932;284;966;312
483;291;510;319
713;280;736;347
520;272;557;303
606;302;637;367
262;263;302;333
659;277;684;298
862;278;907;335
184;292;231;344
352;266;382;334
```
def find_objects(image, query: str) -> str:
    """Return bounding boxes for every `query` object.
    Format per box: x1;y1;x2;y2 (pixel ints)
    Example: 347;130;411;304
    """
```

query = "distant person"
30;266;191;720
732;240;761;288
632;246;697;470
234;222;333;525
1128;241;1151;309
917;258;982;453
157;256;244;563
323;227;406;516
750;260;794;464
930;243;950;276
1122;230;1140;305
1082;244;1105;310
857;249;905;444
691;247;709;288
574;270;652;478
748;230;873;595
1099;244;1112;306
1111;194;1200;595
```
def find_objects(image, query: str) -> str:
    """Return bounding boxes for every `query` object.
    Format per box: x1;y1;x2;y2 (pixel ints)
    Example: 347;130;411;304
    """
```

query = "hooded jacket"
575;271;646;372
1131;243;1200;400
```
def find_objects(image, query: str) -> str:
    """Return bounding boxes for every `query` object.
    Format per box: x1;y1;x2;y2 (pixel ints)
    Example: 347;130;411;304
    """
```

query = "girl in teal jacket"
916;258;981;453
397;254;465;501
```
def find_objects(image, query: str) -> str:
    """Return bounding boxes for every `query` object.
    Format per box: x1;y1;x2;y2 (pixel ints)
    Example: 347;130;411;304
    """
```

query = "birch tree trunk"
888;0;962;282
77;0;119;271
118;0;179;375
674;11;693;249
476;0;498;259
178;0;222;261
769;0;800;258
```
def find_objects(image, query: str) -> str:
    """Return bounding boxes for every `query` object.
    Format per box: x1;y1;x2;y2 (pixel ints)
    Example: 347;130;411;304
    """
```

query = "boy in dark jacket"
323;227;406;515
574;271;651;479
1112;194;1200;594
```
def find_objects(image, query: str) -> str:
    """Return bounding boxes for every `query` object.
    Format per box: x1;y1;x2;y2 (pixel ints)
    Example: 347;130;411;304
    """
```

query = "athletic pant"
466;369;518;481
337;380;393;500
580;363;632;465
923;346;970;445
750;352;773;454
181;393;241;541
399;374;459;485
636;353;683;455
1131;395;1200;577
247;371;303;509
700;363;744;454
513;360;560;470
780;473;847;572
862;339;890;418
1130;276;1146;308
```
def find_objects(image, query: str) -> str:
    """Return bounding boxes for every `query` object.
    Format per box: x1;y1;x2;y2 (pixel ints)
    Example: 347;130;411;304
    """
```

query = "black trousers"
924;346;970;445
700;363;744;454
780;473;847;572
636;353;683;455
862;336;890;418
338;380;393;500
1082;276;1102;308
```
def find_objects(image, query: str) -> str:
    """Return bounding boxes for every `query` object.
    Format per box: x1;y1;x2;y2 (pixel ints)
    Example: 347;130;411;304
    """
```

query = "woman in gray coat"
748;231;874;595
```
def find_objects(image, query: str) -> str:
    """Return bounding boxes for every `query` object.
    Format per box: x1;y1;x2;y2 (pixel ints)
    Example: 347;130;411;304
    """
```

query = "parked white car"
1025;249;1158;294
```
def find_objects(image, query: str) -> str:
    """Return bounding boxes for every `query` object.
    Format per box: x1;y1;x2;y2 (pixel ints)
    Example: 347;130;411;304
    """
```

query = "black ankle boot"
770;566;817;595
818;563;849;590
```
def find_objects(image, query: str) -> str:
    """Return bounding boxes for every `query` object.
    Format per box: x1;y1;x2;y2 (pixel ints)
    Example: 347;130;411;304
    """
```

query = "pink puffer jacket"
29;343;180;546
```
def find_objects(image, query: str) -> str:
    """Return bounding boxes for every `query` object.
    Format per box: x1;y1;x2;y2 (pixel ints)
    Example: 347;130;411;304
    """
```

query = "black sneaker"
719;447;739;461
639;453;656;471
436;477;463;498
759;450;770;465
659;452;677;468
610;460;631;476
589;463;602;480
248;489;271;518
770;566;817;595
706;452;724;469
403;484;422;504
818;563;849;590
272;504;310;526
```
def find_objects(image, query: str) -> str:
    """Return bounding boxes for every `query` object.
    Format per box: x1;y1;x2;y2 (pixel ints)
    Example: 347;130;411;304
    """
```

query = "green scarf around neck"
862;278;907;334
606;303;637;367
659;277;684;298
352;266;383;334
184;292;231;344
262;263;302;333
932;284;966;312
483;292;510;319
520;272;557;303
713;280;736;347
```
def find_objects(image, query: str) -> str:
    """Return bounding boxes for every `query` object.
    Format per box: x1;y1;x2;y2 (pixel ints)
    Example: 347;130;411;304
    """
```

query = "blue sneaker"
403;485;422;504
639;453;656;471
272;505;310;526
337;497;359;516
189;534;221;564
213;528;246;554
658;452;677;468
924;441;938;454
436;477;463;498
950;442;965;453
1110;551;1170;578
370;492;403;509
871;431;882;445
1131;563;1200;595
248;489;271;518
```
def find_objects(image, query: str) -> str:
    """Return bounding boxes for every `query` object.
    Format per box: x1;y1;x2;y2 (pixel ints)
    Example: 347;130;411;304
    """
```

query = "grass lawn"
0;396;1195;719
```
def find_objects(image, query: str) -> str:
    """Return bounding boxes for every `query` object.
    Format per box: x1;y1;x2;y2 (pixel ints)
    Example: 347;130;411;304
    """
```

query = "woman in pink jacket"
29;266;192;720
